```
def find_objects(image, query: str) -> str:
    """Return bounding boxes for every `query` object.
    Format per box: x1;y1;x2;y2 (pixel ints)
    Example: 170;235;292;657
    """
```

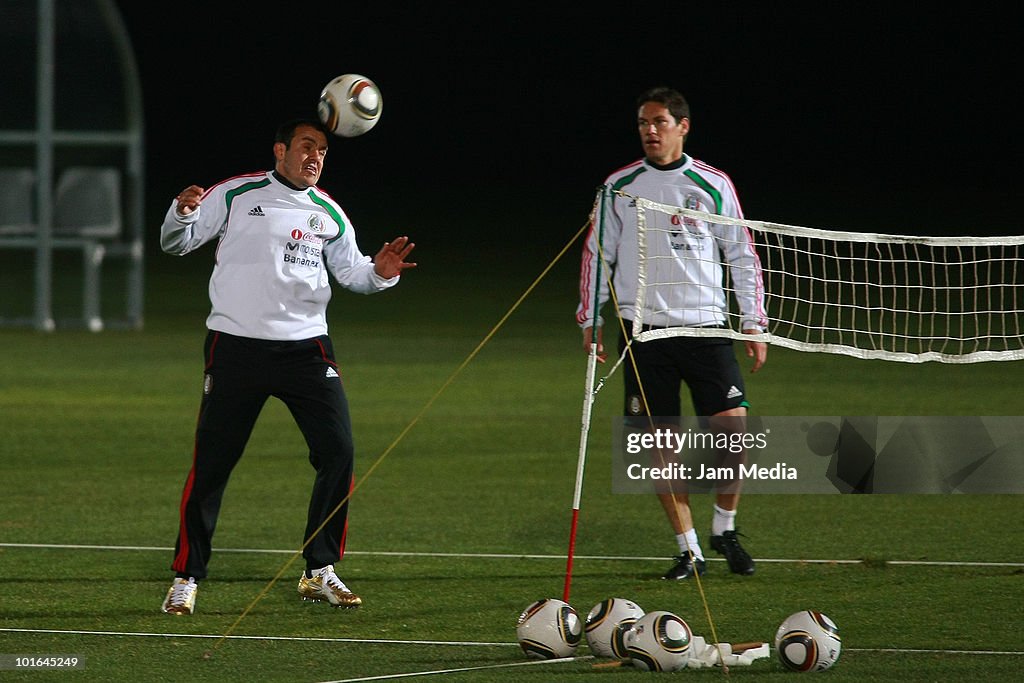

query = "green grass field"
1;244;1022;681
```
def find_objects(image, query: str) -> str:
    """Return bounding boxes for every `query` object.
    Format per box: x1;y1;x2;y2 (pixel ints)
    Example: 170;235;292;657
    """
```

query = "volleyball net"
629;194;1024;363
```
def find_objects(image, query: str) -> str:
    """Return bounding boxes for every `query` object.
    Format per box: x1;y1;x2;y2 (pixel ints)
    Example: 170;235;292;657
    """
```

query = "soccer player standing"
159;119;416;615
576;87;766;580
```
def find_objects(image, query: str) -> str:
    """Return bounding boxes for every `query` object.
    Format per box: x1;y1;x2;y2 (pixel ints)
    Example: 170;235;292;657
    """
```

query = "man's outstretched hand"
374;236;417;279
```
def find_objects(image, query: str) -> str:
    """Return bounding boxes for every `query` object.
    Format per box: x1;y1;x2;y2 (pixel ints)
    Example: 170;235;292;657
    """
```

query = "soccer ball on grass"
624;610;693;672
774;610;842;672
584;597;645;659
516;598;582;660
317;73;382;138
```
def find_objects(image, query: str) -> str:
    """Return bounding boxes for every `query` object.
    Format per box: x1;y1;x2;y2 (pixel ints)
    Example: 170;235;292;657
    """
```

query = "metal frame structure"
0;0;144;331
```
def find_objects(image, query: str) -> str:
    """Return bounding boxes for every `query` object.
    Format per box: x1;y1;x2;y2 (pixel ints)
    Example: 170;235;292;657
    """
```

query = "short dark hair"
274;118;329;146
636;87;690;123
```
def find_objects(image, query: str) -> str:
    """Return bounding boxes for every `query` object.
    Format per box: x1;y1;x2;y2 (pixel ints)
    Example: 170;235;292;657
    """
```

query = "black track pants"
171;331;354;580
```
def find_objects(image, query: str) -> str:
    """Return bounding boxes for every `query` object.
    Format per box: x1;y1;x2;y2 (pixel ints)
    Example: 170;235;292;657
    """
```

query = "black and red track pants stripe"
171;330;354;580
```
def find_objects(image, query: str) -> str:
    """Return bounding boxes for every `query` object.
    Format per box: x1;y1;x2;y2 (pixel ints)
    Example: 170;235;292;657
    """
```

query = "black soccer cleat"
662;551;707;580
710;529;755;575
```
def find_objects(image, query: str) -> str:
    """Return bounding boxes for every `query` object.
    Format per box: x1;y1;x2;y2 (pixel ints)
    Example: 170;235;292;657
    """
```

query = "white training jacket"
576;155;767;333
160;170;397;341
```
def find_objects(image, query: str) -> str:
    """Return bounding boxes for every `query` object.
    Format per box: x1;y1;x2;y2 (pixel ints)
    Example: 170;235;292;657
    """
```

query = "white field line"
0;628;1021;659
0;628;512;647
854;648;1024;655
318;656;582;683
320;648;1024;683
0;542;1022;568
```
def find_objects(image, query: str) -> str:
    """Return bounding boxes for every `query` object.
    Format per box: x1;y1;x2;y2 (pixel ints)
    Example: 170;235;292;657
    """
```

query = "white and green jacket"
577;154;767;332
161;170;397;340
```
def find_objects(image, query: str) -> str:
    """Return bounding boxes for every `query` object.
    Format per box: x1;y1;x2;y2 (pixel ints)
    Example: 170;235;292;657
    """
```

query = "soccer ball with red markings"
774;610;842;672
317;74;382;138
516;598;582;660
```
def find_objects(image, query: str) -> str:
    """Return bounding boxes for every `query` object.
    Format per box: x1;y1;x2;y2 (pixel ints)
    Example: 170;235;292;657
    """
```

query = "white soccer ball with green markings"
584;597;645;658
625;610;693;672
515;598;582;660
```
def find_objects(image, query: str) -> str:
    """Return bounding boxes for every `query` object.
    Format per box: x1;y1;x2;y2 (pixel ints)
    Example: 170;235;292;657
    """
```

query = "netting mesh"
631;195;1024;363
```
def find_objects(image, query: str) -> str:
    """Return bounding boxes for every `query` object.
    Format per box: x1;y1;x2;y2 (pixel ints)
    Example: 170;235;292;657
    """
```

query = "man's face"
637;101;689;165
274;125;328;188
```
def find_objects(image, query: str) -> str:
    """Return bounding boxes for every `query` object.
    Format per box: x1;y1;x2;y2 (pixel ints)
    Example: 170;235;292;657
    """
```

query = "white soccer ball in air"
584;597;645;659
774;610;842;672
317;73;382;138
625;610;693;672
515;598;582;660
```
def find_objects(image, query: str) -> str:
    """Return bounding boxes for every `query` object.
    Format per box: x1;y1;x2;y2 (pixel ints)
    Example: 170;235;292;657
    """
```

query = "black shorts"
618;323;748;420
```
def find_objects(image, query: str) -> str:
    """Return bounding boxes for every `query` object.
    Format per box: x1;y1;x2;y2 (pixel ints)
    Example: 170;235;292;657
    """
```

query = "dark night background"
5;2;1022;266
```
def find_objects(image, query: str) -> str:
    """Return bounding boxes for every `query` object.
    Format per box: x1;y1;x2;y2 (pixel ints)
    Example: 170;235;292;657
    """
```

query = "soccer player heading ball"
159;118;416;615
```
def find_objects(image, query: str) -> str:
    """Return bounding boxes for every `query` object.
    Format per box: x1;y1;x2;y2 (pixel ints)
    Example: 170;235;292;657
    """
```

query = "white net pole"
563;186;609;603
629;194;1024;363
